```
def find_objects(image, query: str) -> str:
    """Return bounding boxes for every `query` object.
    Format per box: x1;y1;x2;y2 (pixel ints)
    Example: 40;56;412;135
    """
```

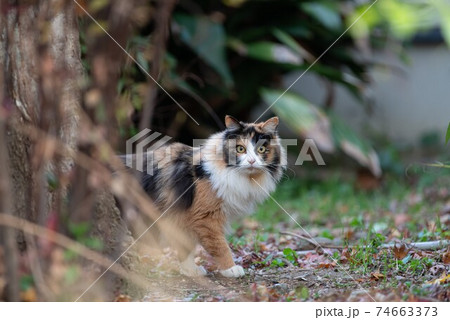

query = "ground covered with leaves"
3;165;448;302
134;166;449;302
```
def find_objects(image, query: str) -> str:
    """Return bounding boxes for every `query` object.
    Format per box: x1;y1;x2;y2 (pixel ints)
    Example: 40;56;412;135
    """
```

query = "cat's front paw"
219;265;245;278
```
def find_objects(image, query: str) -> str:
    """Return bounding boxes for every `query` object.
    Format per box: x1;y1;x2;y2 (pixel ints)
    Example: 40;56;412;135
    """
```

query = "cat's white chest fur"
205;164;276;216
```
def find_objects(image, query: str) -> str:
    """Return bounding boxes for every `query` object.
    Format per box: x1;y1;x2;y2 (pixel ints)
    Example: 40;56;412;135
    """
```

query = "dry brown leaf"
355;169;381;191
371;272;385;281
343;229;354;240
442;251;450;264
392;243;410;260
317;262;336;269
259;243;269;252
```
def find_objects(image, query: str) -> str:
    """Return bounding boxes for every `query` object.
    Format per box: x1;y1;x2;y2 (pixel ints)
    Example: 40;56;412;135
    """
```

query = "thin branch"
380;240;450;250
281;231;450;251
24;235;53;301
280;231;344;249
0;213;150;291
139;0;177;131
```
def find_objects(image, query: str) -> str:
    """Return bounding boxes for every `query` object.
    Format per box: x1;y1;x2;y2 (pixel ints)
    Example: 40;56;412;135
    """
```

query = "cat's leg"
179;249;207;277
193;220;245;278
159;220;206;276
172;231;207;277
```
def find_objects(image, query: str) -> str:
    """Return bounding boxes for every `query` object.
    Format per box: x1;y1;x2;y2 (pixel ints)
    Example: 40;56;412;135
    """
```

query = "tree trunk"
0;0;134;301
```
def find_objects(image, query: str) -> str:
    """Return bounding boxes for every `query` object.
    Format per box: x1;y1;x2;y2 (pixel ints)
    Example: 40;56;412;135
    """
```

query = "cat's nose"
248;158;256;165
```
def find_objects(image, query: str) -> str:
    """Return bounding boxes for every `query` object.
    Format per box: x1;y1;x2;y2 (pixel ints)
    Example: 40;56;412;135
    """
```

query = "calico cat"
135;116;286;277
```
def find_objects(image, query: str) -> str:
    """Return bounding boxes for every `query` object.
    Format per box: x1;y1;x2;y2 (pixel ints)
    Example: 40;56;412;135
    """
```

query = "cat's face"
221;115;284;176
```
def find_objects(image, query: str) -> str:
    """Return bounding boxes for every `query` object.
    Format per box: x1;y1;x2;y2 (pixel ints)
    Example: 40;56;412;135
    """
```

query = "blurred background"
0;0;449;301
85;0;450;176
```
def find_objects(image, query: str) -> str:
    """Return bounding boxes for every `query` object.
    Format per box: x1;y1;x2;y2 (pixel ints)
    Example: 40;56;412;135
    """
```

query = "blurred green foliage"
81;0;450;173
446;122;450;144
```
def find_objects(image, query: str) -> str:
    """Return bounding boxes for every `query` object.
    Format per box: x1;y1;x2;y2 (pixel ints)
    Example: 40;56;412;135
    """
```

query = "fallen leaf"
317;262;336;269
427;272;449;285
392;243;410;260
389;228;401;238
443;251;450;264
259;243;269;252
371;272;385;281
355;169;381;191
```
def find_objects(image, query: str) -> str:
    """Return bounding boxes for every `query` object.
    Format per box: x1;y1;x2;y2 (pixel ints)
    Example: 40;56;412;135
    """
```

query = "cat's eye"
236;145;246;153
257;146;267;154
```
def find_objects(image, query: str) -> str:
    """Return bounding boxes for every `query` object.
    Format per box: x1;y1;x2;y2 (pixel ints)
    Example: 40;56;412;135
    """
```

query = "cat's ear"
225;115;242;130
261;116;279;132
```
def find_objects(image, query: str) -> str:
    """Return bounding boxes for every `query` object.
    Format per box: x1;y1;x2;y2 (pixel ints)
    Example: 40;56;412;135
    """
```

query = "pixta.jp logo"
126;129;325;175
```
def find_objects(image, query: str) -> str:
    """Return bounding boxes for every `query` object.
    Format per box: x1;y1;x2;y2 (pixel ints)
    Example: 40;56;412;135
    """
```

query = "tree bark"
0;0;135;301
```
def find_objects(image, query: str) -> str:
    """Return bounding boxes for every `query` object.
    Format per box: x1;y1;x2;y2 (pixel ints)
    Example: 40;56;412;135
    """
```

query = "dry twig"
0;213;150;291
281;231;450;251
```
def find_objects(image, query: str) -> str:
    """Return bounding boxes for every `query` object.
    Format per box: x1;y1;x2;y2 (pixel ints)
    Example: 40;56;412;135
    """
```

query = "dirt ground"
136;247;449;302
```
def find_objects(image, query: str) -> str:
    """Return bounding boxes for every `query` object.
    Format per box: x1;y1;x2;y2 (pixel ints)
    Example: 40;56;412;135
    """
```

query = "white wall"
284;44;450;146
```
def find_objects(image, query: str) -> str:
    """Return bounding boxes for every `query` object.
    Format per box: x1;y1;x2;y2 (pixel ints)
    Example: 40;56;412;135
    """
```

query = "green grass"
251;166;448;232
225;162;448;299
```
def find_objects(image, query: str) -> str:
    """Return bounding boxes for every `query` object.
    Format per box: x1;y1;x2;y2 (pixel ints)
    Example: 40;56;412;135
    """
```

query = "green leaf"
82;237;104;250
378;0;421;39
67;222;91;239
234;40;303;65
20;275;34;291
320;229;333;240
260;88;335;152
270;258;285;267
446;122;450;145
46;171;58;191
173;14;233;87
299;286;309;300
260;89;380;175
247;42;302;65
301;2;342;30
330;114;381;177
135;51;149;73
64;249;78;261
271;28;314;62
434;0;450;47
282;247;298;263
